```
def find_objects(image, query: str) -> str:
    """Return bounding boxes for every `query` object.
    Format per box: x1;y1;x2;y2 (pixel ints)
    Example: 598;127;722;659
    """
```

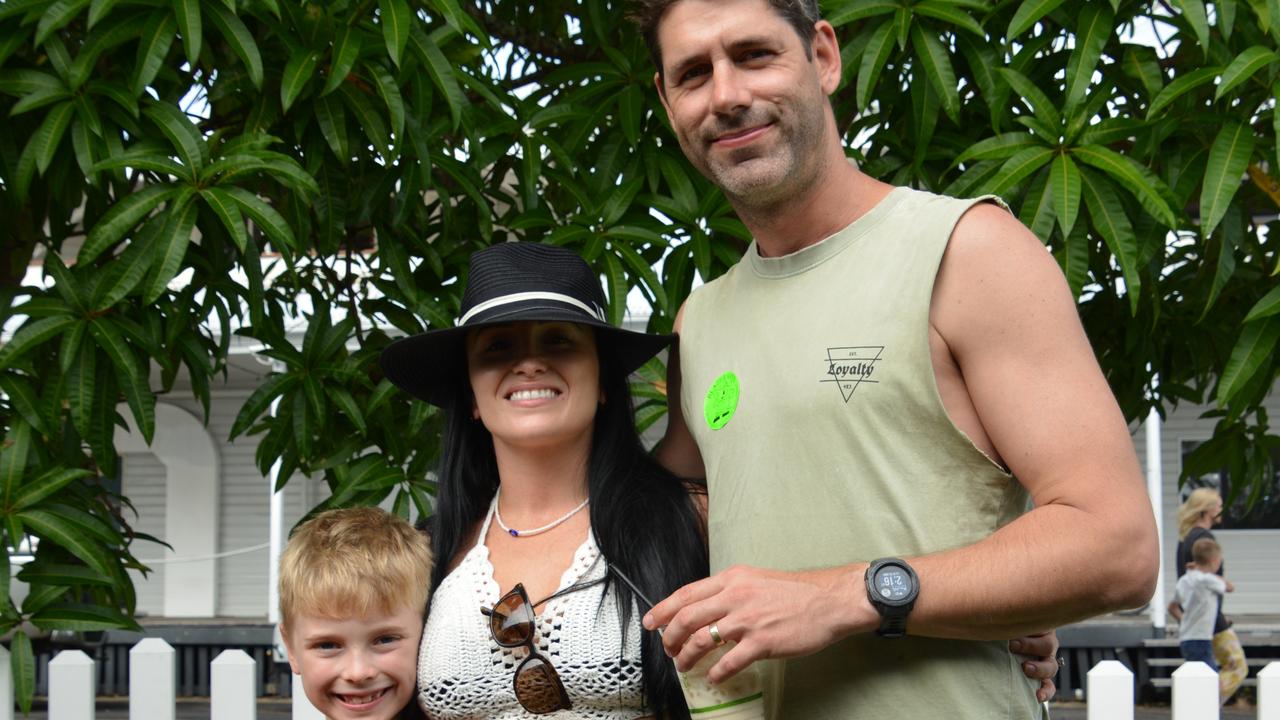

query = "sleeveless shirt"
416;497;646;719
678;186;1045;719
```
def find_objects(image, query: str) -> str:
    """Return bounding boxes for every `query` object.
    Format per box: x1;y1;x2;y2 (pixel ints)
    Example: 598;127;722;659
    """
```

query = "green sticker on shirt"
704;372;740;430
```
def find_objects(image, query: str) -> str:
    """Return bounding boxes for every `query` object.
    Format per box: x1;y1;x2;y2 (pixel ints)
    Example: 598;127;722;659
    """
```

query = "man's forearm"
833;502;1158;641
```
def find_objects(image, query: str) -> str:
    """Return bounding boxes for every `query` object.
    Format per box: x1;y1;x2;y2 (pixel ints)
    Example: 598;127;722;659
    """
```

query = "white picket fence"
0;641;324;719
0;643;1275;718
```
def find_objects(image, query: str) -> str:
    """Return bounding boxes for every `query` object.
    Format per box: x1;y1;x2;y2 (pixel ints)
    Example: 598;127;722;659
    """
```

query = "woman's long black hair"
427;336;708;718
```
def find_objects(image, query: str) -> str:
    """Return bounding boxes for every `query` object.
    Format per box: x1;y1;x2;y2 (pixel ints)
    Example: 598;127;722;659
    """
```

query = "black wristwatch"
864;557;919;638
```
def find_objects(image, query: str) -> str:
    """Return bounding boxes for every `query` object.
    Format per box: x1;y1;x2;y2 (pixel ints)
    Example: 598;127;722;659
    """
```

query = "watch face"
873;565;913;602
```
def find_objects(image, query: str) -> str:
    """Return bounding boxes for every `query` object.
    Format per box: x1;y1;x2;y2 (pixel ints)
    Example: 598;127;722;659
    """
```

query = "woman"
1169;488;1247;704
381;243;707;718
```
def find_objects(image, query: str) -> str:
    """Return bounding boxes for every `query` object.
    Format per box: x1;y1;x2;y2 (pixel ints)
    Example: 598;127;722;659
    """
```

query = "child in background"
279;507;432;720
1173;537;1234;672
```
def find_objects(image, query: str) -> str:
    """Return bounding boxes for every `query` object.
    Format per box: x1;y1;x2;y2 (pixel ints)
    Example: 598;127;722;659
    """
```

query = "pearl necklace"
494;490;589;538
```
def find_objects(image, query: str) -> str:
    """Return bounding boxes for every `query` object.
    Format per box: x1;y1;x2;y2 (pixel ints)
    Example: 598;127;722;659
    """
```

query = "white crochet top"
416;496;646;719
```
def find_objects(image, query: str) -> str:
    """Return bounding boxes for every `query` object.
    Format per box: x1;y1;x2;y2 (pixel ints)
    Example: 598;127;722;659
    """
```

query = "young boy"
279;506;432;720
1172;537;1234;671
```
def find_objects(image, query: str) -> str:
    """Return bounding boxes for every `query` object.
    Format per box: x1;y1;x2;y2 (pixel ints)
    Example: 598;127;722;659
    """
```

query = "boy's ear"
279;623;301;675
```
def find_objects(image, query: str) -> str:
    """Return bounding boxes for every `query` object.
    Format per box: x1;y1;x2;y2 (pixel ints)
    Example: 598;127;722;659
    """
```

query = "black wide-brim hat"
380;243;674;407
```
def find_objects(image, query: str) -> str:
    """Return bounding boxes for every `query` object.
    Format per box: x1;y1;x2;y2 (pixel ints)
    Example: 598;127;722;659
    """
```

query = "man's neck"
736;157;895;258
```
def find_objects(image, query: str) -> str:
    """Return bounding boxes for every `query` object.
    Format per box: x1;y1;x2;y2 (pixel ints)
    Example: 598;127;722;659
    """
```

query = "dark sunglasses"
481;583;573;714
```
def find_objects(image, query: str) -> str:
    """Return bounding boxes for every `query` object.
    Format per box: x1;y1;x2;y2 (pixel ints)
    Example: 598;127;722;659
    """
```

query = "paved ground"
9;698;1262;719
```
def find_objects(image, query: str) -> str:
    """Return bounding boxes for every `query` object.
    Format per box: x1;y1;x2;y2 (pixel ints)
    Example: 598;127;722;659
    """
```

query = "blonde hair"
1177;487;1222;540
279;507;432;631
1190;536;1221;565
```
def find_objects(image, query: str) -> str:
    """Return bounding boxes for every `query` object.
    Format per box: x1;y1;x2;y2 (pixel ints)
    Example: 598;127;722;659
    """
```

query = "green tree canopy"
1;0;1279;708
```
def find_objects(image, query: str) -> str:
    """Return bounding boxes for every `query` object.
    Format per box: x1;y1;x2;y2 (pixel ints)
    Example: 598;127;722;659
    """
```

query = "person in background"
1168;488;1248;705
1172;537;1233;674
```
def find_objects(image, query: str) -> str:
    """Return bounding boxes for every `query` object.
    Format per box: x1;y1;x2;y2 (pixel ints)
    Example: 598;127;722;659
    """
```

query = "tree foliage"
0;0;1278;708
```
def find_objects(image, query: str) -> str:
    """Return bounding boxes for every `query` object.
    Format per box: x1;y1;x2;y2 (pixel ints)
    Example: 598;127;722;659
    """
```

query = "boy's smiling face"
283;604;423;719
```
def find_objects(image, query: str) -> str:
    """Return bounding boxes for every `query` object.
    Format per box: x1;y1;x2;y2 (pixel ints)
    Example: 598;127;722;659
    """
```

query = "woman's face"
466;321;601;453
1204;497;1224;526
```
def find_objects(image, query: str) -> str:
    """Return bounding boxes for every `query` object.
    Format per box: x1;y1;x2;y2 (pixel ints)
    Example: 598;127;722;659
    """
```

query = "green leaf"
36;0;90;47
67;339;96;440
222;186;297;251
857;20;896;111
339;82;392;158
206;3;262;89
17;562;112;586
410;28;464;130
1080;168;1141;313
0;420;33;507
67;11;142;90
200;187;248;253
984;146;1055;196
11;630;34;715
132;11;177;97
610;236;670;314
1221;0;1238;40
144;101;206;174
1018;167;1056;242
913;2;985;37
997;67;1062;131
379;0;411;67
1063;4;1113;113
142;197;197;302
15;509;114;576
601;252;628;327
87;316;140;384
91;146;185;177
0;315;79;372
172;0;201;66
12;469;95;511
280;47;318;113
229;373;297;440
32;603;141;632
1218;316;1280;406
1074;144;1177;227
323;24;362;95
314;92;348;160
80;185;179;263
10;86;73;115
827;0;898;26
88;0;120;27
90;235;159;311
1176;0;1211;50
1215;46;1278;101
0;375;50;436
326;386;367;435
1007;0;1067;38
1199;121;1254;238
1050;152;1082;238
1247;281;1280;322
27;100;75;175
120;363;157;444
1146;66;1221;119
369;64;405;143
910;24;960;123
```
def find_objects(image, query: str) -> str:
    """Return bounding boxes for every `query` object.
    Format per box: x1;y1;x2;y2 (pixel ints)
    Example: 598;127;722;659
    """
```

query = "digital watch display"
865;557;919;638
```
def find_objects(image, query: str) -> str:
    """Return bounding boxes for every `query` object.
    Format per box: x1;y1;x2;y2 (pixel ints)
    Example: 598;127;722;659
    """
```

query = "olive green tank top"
678;186;1046;719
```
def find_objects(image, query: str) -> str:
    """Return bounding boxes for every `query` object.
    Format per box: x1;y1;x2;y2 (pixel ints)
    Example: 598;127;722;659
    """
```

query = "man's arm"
643;203;1158;682
653;303;706;480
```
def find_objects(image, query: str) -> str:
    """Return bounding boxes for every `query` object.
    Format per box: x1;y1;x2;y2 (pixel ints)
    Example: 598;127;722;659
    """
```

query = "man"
634;0;1160;717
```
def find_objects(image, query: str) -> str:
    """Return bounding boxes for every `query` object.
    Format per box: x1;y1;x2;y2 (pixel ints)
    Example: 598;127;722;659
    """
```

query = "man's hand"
1010;630;1060;703
642;565;871;683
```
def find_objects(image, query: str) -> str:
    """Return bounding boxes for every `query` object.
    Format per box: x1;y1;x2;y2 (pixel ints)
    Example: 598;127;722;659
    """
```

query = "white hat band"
459;291;606;325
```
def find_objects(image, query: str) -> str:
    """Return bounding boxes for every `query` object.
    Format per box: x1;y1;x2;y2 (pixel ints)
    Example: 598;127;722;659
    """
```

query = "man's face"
654;0;838;209
283;605;423;720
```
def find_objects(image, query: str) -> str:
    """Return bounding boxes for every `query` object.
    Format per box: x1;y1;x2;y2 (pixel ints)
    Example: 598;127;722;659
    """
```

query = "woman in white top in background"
381;243;708;719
